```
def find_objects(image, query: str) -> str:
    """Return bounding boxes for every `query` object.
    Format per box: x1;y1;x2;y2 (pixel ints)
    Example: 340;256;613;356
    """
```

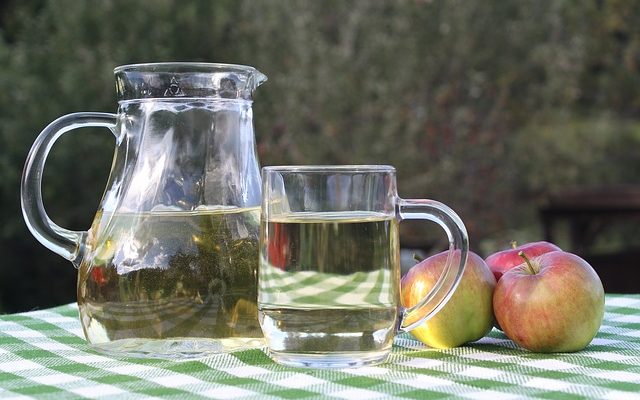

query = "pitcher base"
91;337;264;360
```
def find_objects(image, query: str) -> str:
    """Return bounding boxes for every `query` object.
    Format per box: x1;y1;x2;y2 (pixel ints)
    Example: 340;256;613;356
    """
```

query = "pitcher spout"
245;67;268;95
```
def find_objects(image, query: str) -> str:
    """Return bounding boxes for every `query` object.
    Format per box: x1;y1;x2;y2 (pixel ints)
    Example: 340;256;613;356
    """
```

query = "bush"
1;0;638;311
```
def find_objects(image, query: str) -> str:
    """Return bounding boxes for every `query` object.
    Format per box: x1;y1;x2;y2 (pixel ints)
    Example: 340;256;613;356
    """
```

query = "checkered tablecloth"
0;294;639;399
259;265;395;308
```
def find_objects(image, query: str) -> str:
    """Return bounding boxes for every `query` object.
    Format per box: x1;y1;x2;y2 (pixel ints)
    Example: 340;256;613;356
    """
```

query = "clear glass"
259;165;469;368
21;63;267;359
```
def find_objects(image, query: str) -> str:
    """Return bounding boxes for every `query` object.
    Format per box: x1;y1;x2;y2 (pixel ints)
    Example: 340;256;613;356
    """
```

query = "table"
540;185;640;255
1;295;639;399
540;185;640;293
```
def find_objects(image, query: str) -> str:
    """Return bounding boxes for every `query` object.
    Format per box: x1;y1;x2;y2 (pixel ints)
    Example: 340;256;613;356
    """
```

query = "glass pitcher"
21;63;267;359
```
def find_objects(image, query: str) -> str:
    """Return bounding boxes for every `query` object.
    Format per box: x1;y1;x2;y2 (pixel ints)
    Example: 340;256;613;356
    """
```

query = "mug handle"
21;112;117;265
396;198;469;331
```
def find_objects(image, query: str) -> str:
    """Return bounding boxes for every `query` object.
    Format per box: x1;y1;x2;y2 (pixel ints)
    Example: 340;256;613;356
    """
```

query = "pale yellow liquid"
78;207;262;359
258;212;400;367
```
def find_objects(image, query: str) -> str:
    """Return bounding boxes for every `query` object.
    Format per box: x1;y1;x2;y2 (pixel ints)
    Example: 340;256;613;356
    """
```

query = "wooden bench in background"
540;185;640;293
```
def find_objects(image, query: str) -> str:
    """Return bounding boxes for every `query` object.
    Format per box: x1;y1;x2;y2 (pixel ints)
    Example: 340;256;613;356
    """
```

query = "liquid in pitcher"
78;207;262;358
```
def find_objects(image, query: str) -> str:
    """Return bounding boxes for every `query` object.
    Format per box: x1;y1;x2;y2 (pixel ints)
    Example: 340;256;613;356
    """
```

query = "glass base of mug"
90;337;265;360
267;349;391;368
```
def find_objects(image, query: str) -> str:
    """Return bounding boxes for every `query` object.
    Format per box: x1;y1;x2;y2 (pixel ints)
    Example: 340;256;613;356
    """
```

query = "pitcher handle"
21;112;117;265
397;198;469;331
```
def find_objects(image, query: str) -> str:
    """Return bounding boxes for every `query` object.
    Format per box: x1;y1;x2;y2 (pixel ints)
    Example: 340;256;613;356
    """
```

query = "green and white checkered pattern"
0;295;639;399
259;265;395;308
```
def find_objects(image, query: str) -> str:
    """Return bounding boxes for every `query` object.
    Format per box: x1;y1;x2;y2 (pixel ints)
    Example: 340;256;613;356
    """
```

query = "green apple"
401;251;496;348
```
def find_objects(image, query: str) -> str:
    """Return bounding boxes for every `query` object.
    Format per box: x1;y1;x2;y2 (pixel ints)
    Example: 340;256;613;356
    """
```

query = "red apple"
401;251;496;349
493;250;604;353
486;241;561;281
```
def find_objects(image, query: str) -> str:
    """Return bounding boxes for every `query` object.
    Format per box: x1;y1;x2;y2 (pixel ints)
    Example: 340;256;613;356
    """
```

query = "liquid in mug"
259;211;400;364
78;207;263;358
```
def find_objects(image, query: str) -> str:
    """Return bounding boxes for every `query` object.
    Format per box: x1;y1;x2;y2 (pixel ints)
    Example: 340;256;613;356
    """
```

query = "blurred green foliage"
1;0;639;312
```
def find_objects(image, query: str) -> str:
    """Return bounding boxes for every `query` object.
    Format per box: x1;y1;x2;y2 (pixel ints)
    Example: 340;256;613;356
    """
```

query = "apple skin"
401;251;496;349
493;250;604;353
486;241;561;282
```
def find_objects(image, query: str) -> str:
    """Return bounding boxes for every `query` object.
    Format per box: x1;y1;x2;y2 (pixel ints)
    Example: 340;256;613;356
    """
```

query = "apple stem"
518;251;537;274
413;253;424;263
510;240;518;249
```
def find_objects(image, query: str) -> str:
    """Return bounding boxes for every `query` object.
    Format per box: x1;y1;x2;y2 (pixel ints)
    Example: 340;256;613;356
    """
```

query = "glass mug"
258;165;468;368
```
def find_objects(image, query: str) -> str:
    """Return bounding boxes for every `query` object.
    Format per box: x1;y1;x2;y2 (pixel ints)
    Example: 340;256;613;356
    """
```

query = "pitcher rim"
114;62;267;101
113;62;262;74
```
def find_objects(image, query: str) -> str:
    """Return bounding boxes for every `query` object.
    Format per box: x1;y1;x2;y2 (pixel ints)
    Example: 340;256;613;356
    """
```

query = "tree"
1;0;639;312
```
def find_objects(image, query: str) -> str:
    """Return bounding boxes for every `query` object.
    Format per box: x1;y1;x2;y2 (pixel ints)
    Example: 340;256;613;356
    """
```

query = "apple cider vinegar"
77;207;263;358
258;212;400;362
